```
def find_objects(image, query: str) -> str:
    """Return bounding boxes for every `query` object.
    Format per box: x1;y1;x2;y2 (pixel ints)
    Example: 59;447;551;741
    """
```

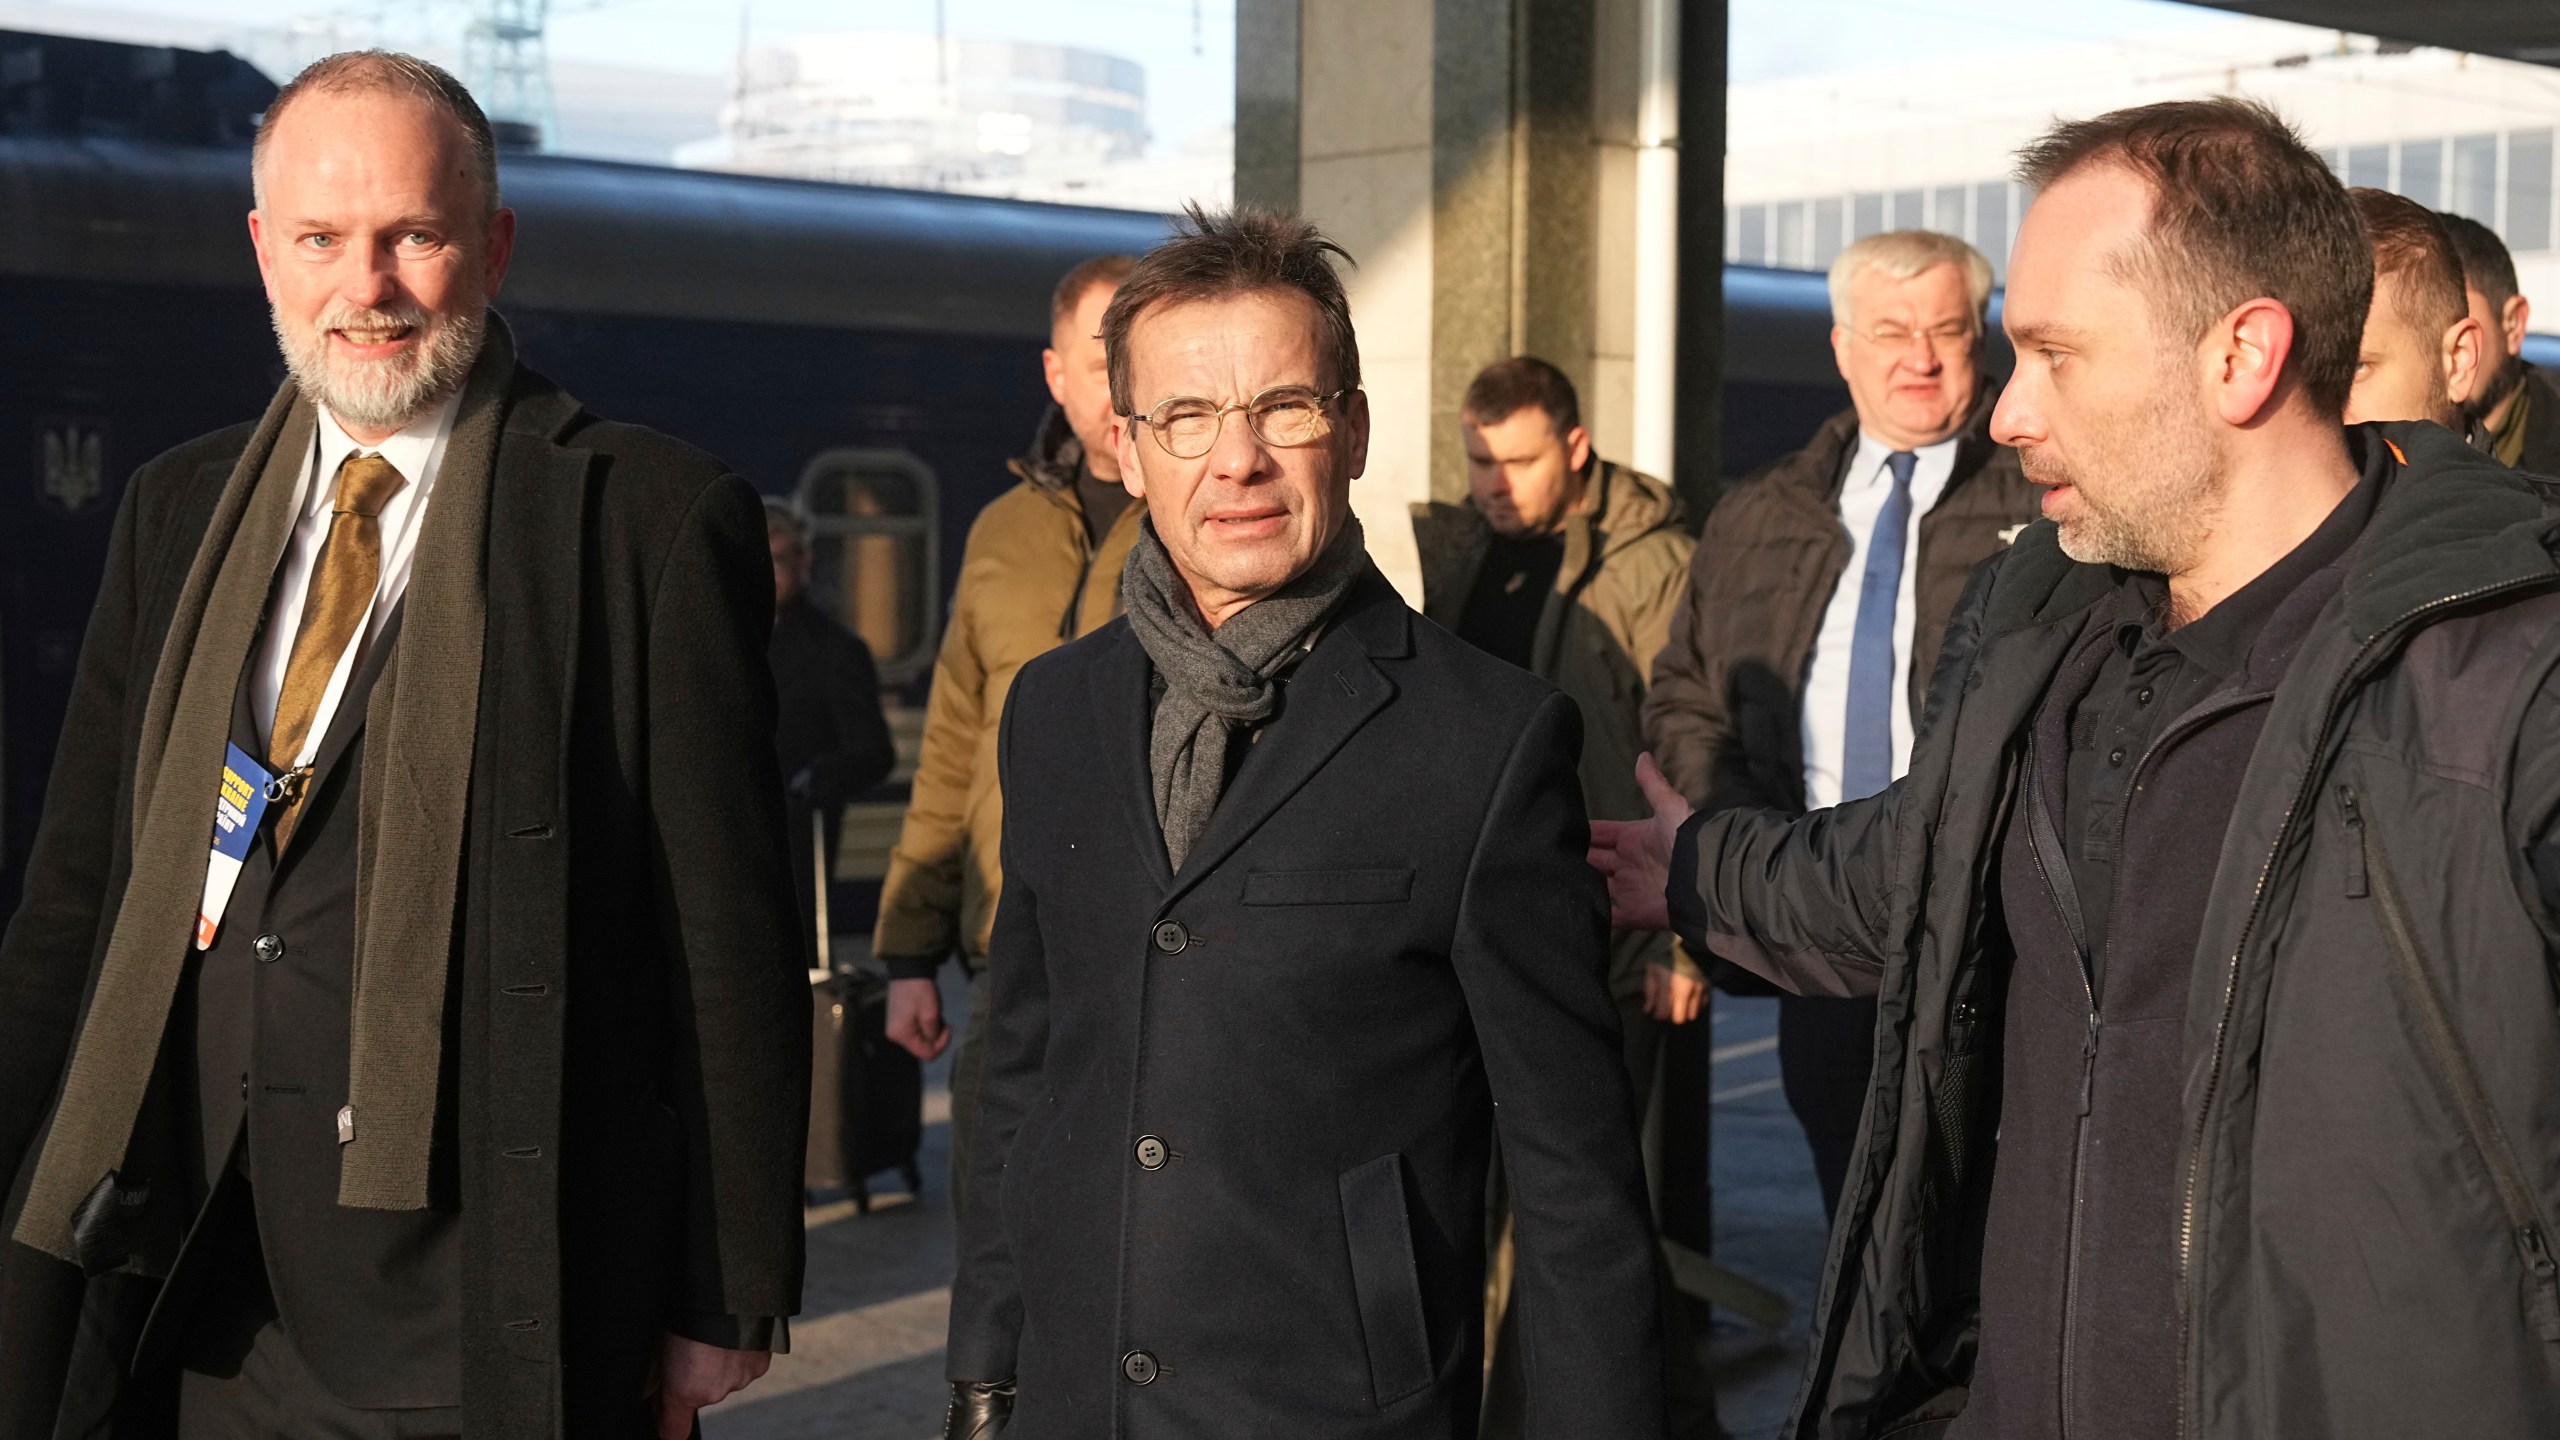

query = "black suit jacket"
948;570;1665;1439
0;359;807;1439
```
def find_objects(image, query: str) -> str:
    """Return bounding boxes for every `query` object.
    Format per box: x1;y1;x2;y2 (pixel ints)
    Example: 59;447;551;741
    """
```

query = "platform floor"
707;969;1831;1440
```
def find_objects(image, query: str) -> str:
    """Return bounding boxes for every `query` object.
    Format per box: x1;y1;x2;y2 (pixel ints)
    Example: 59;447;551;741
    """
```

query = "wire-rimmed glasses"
1128;385;1350;459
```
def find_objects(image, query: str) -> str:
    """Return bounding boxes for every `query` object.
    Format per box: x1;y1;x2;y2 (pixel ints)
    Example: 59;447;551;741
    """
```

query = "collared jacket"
1643;396;2038;817
0;358;806;1438
875;408;1143;975
1671;422;2560;1439
1412;459;1699;996
948;569;1665;1438
2477;360;2560;478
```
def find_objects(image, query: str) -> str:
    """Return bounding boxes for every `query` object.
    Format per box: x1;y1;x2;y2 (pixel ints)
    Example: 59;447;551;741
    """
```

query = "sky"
1731;0;2240;83
0;0;2274;158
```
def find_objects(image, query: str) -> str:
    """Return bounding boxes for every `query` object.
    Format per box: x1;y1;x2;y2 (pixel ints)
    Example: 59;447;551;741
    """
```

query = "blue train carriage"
0;28;1165;934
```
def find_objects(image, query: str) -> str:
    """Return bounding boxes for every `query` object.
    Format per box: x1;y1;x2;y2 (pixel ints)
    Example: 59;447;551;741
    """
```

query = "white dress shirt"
1799;429;1962;810
250;391;462;766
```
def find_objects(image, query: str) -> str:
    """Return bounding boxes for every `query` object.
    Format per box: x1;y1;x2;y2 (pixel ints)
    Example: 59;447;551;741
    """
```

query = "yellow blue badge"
195;743;273;949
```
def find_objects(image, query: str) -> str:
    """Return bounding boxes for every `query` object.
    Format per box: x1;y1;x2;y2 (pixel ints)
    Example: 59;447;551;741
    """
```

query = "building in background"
1727;18;2560;320
676;30;1226;212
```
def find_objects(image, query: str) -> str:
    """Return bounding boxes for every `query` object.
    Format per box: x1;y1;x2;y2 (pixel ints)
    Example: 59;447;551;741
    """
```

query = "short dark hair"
2350;188;2467;337
1463;356;1583;436
1050;254;1138;339
2015;97;2368;418
2437;210;2520;309
255;51;500;219
1101;204;1359;416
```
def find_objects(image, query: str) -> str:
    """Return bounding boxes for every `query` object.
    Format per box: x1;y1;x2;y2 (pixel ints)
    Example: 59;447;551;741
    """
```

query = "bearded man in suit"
0;50;805;1440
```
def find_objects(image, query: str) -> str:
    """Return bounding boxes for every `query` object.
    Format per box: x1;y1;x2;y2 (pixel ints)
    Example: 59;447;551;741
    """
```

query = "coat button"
1121;1350;1159;1385
1135;1135;1167;1170
1151;921;1189;955
254;933;285;963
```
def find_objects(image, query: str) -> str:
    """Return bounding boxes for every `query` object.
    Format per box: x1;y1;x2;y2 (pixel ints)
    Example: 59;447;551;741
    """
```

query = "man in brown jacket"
877;254;1140;1217
1412;356;1714;1439
1643;230;2037;1219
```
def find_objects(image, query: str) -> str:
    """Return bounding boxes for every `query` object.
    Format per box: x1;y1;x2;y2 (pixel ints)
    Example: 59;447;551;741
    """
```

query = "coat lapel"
1163;574;1407;902
1094;625;1177;894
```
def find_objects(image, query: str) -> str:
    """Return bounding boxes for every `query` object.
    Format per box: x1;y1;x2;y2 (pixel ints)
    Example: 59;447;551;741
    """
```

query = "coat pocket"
1243;867;1414;906
1338;1153;1436;1407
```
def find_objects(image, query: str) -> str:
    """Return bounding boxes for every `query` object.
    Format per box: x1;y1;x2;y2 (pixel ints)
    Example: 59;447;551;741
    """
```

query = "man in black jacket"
1597;98;2560;1440
941;206;1663;1440
0;52;803;1440
1642;228;2037;1217
765;497;896;975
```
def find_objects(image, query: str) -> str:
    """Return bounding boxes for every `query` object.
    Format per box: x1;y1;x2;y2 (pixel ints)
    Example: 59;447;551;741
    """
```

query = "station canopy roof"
2194;2;2560;66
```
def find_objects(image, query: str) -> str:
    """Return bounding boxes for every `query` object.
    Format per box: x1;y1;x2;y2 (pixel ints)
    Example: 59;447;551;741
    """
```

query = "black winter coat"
0;360;808;1439
1671;424;2560;1439
948;570;1666;1438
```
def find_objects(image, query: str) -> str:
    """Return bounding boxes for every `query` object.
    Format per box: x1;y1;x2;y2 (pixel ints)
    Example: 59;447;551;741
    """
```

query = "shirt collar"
309;387;463;517
2122;461;2384;680
1848;427;1963;490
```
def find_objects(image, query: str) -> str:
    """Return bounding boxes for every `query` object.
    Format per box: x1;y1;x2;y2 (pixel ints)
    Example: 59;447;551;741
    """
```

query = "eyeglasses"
1128;385;1349;460
1853;320;1978;353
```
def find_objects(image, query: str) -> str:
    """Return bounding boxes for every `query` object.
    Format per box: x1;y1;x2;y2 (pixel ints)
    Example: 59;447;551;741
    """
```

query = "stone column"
1234;0;1725;599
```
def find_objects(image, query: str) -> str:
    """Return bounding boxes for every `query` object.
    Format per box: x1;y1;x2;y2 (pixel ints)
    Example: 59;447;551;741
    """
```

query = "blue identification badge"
196;743;274;950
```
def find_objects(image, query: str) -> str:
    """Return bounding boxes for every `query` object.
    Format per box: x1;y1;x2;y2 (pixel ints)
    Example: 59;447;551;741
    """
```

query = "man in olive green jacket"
1412;356;1715;1440
879;256;1140;1217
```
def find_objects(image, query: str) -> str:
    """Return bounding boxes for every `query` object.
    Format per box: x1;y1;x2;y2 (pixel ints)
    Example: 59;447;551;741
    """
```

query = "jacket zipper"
2018;732;2100;1439
2025;683;2254;1438
1056;519;1100;640
2337;783;2560;1343
2175;572;2560;1440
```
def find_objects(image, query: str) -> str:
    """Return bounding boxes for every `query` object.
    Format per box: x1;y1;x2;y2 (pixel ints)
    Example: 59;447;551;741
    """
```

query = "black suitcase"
833;971;924;1212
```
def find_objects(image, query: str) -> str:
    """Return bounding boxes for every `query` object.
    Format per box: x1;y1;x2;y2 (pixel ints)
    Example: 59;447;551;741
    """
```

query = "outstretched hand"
1587;753;1692;933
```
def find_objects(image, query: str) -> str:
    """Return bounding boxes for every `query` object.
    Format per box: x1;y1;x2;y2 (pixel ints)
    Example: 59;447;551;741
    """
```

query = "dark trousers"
1777;993;1879;1219
947;964;992;1224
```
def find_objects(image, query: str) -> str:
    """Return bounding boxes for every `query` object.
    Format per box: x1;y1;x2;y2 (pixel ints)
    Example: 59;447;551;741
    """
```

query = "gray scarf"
1121;515;1369;871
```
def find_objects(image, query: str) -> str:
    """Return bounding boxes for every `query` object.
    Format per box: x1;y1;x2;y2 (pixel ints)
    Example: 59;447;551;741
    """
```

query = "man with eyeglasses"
939;206;1664;1439
1643;229;2037;1219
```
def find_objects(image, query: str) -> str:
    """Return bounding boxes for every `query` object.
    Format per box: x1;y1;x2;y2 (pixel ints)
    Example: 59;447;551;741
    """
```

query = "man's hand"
1588;753;1692;934
1642;961;1705;1025
887;976;952;1061
648;1333;771;1439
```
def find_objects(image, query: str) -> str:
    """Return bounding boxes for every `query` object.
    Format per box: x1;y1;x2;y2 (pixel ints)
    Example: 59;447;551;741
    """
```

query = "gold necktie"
267;452;405;850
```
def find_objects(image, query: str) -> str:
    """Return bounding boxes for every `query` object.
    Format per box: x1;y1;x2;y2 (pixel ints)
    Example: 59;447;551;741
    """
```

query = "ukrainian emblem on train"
38;418;107;515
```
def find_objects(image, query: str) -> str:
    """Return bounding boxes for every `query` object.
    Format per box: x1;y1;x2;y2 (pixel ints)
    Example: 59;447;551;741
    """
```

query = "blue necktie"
1842;450;1916;803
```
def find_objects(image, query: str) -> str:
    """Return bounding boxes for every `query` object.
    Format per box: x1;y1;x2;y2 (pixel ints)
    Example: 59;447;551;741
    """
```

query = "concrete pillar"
1236;0;1726;599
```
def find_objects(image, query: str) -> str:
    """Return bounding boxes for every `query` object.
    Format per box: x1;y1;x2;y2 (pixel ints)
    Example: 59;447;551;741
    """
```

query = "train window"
1973;184;2009;276
798;448;940;686
1852;192;1883;242
2450;134;2499;228
1931;186;1966;237
2398;137;2444;209
2511;131;2554;253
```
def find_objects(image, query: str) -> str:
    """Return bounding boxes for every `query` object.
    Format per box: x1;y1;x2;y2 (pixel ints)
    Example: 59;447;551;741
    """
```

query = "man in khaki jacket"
879;254;1140;1216
1411;356;1715;1439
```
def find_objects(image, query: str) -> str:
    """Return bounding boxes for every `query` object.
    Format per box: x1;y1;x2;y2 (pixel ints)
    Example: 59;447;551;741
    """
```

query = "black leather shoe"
944;1380;1015;1440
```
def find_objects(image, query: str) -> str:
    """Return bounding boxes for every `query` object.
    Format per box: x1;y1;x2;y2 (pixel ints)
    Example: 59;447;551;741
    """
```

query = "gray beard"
273;302;483;435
